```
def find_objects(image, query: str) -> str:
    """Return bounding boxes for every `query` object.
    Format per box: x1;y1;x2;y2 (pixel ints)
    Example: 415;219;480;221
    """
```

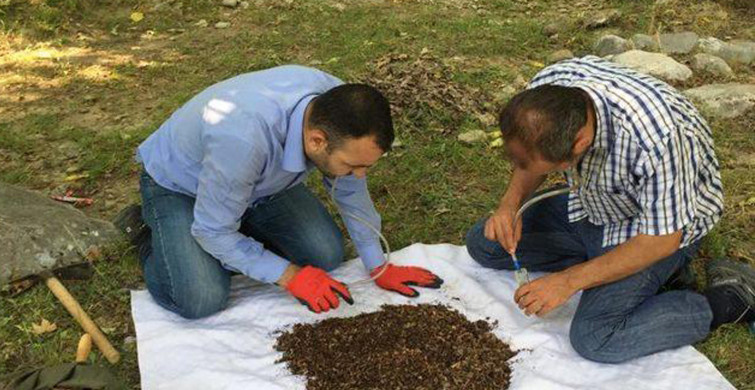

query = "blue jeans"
138;171;344;319
465;194;713;363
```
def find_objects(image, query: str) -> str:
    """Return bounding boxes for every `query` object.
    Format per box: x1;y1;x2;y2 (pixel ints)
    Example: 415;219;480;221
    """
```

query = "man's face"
505;139;572;176
310;135;384;179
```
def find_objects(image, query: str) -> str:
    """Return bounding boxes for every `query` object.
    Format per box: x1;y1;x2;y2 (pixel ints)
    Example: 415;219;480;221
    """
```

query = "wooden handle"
44;274;121;364
76;333;92;363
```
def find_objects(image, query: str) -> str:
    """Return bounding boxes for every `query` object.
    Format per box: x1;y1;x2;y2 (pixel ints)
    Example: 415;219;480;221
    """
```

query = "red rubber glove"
371;264;444;297
286;266;353;313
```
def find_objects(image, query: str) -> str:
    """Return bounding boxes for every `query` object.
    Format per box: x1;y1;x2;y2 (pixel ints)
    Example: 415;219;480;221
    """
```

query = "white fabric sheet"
131;243;734;389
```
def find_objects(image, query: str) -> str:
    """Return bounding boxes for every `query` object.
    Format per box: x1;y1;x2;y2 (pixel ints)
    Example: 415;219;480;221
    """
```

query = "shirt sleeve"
634;129;697;239
190;103;290;284
322;175;385;271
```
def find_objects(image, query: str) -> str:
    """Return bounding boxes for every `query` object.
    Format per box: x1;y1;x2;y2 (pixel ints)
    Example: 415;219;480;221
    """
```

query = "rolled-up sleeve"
323;175;385;271
190;103;290;283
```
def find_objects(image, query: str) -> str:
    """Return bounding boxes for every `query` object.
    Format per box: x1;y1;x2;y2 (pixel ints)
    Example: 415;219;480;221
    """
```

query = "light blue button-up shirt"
136;65;385;283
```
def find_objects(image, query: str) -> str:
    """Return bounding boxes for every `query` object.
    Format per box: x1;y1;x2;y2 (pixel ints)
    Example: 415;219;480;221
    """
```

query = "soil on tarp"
274;304;516;390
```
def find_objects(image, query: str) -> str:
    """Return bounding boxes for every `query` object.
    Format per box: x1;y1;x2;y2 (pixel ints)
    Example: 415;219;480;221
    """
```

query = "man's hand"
371;264;444;297
284;265;353;313
514;272;577;317
485;203;522;254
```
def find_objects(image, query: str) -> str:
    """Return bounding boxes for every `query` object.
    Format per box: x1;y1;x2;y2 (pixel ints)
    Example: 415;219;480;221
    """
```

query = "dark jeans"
465;194;713;363
138;171;344;319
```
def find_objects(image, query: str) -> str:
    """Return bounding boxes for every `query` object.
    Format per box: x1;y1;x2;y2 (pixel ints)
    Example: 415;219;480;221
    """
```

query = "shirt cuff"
355;241;386;271
243;249;291;284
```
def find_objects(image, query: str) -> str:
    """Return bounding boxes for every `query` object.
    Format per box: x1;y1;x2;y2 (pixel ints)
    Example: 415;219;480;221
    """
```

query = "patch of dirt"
275;304;516;390
363;50;491;133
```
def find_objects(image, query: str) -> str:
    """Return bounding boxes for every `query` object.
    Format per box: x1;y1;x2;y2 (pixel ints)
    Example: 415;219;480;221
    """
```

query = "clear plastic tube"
511;182;577;286
330;176;391;285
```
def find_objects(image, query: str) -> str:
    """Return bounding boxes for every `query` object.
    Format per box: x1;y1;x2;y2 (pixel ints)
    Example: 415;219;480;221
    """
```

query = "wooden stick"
42;272;121;364
76;333;92;363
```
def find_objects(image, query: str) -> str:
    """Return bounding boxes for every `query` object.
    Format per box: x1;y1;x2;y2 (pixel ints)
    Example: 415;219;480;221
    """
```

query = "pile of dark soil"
275;304;516;390
363;52;491;132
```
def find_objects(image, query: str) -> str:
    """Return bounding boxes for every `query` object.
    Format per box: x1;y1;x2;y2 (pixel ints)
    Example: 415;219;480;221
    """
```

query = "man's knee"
465;219;512;270
569;319;630;364
307;240;344;271
173;283;229;319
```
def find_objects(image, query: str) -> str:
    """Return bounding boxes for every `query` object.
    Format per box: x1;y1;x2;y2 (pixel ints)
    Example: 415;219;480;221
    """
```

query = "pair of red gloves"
285;264;443;313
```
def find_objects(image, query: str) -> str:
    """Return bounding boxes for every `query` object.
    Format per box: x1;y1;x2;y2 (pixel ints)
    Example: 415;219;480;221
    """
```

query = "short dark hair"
309;84;394;152
499;85;589;162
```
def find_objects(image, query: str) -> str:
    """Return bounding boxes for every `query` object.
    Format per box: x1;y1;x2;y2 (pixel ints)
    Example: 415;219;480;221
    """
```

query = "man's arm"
514;231;681;316
322;175;384;270
190;108;291;284
486;167;547;253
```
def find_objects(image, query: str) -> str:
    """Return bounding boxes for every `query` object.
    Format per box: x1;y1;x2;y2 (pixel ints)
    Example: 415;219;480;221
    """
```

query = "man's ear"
307;128;329;153
571;127;592;156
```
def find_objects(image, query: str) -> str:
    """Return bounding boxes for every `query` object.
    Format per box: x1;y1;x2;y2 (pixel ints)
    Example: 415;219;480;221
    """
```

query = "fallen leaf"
130;12;144;23
31;319;57;335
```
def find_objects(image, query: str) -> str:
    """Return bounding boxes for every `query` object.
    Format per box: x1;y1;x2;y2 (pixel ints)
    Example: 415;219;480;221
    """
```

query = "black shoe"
113;204;149;247
706;258;755;325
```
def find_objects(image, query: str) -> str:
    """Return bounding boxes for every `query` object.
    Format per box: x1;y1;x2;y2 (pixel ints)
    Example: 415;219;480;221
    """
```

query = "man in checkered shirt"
466;56;755;363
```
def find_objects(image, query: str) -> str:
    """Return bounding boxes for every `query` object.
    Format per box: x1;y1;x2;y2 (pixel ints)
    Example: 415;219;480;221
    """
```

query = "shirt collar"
282;95;317;173
579;85;612;151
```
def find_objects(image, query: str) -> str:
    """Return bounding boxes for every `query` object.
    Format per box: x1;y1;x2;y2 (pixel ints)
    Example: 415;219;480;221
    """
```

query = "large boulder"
612;50;693;82
684;83;755;119
0;182;119;286
631;34;659;51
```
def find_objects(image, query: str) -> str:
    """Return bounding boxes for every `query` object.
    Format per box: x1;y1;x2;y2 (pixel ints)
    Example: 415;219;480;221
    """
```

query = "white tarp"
131;243;734;389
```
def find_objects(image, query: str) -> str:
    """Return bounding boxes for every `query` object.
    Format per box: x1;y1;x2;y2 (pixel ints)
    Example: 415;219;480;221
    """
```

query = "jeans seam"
143;176;179;311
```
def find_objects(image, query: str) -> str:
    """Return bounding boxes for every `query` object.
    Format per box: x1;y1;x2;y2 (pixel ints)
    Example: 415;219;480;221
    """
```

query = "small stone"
457;130;489;144
631;34;659;52
221;0;237;7
595;35;631;57
584;9;621;29
543;22;561;36
684;83;755;118
548;49;574;63
696;37;727;56
239;1;249;8
391;139;404;148
194;19;208;28
83;95;96;102
215;21;231;29
692;54;733;78
659;32;699;54
612;50;692;82
124;336;137;345
512;75;527;89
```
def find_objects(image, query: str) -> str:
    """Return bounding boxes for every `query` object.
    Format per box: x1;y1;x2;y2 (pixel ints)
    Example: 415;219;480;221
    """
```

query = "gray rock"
631;34;659;51
659;32;699;54
585;9;621;29
721;40;755;65
595;35;631;57
457;130;489;144
221;0;237;7
612;50;693;82
548;49;574;63
215;21;231;29
697;37;755;66
692;53;733;78
0;183;119;286
684;83;755;118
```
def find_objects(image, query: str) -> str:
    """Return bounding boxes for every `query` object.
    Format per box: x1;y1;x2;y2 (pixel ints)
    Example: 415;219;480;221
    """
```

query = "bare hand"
514;272;577;317
484;203;522;254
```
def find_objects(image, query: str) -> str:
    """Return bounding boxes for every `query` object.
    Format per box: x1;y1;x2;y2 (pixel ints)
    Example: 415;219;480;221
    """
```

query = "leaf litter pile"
362;51;494;133
275;304;517;390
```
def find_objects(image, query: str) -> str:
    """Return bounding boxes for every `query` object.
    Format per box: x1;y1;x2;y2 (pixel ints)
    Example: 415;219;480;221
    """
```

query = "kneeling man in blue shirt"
125;65;442;318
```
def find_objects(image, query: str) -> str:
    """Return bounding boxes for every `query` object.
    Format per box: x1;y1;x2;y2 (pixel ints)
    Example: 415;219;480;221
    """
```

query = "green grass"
1;0;754;388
